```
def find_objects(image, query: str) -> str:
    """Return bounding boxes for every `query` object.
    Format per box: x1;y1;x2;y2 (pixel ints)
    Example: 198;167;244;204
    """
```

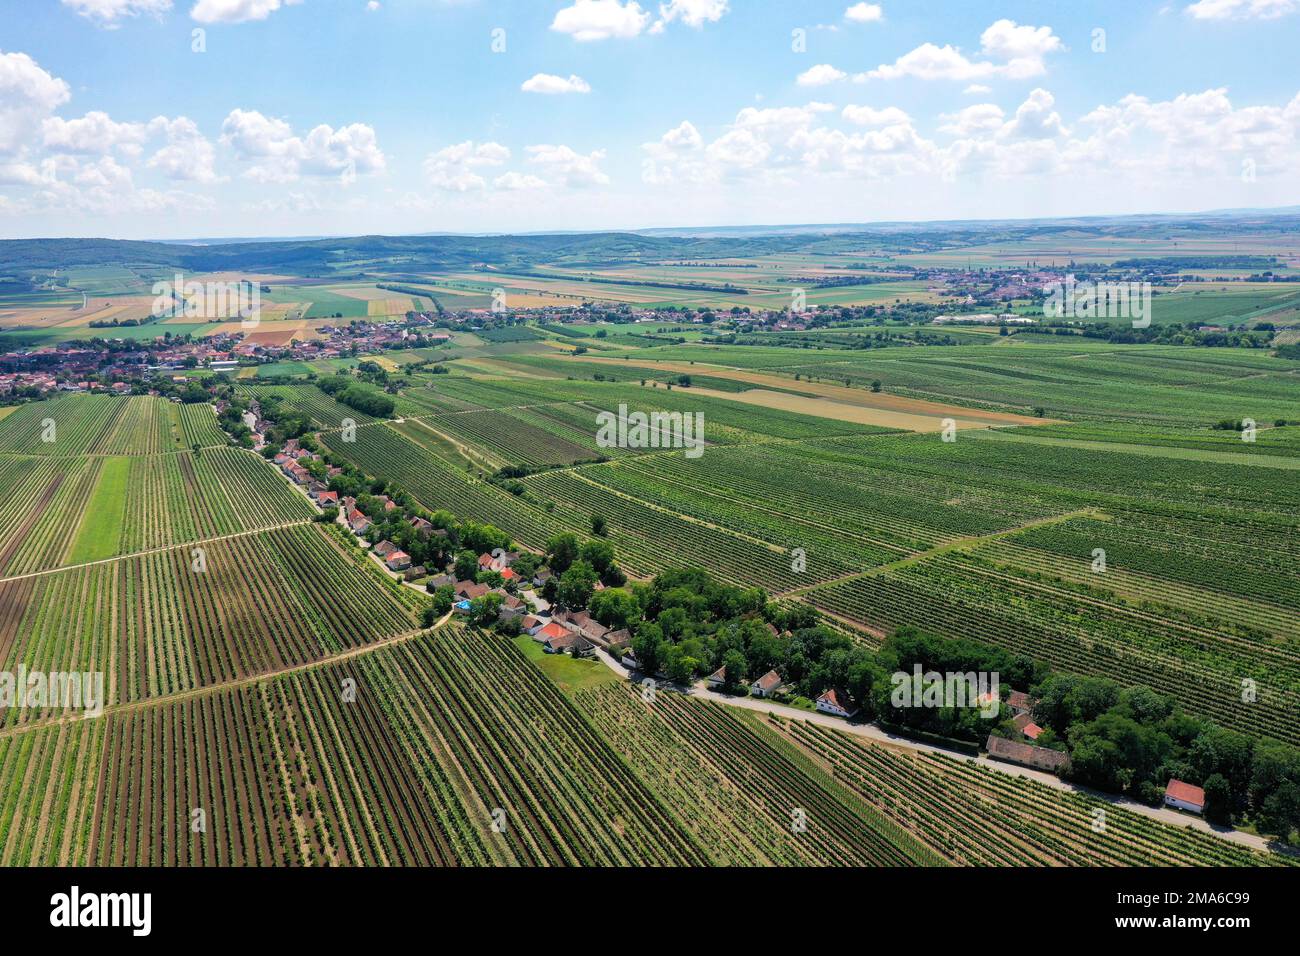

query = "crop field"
0;626;718;866
0;524;420;723
0;445;312;576
774;719;1286;867
576;684;938;865
235;383;377;428
0;394;186;456
578;342;1300;425
319;424;570;549
798;431;1300;743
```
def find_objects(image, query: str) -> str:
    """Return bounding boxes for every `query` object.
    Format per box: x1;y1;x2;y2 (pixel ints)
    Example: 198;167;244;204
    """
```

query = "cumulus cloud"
190;0;302;24
1185;0;1299;18
61;0;172;25
521;73;592;94
844;3;883;23
493;171;548;190
526;143;610;187
42;111;151;156
866;20;1063;81
551;0;650;41
422;141;510;191
797;64;848;86
842;105;912;126
220;108;384;183
652;0;729;31
0;52;72;154
147;116;221;182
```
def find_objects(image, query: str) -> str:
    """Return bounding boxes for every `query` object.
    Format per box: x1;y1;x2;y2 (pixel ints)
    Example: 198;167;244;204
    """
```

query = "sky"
1;0;1300;239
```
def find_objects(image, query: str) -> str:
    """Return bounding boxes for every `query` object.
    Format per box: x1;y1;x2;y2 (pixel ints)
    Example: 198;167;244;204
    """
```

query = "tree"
470;592;504;626
579;538;615;575
591;514;608;537
870;380;882;392
428;584;455;615
546;533;580;574
1201;774;1233;825
558;560;598;608
589;588;640;630
721;649;747;692
1257;781;1300;840
453;550;479;582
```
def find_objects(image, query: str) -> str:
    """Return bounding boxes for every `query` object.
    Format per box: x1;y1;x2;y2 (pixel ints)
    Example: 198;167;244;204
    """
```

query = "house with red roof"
385;551;411;572
1164;778;1206;815
815;688;857;718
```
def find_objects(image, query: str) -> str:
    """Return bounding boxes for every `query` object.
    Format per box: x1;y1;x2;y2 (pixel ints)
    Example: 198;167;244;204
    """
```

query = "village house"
706;666;730;690
372;540;399;558
985;736;1070;774
751;669;783;698
385;551;411;572
816;688;858;718
1163;778;1206;815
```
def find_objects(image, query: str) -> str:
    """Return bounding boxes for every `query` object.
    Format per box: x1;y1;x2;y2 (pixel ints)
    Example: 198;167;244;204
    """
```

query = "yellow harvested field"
367;298;413;317
566;355;1054;428
0;407;14;422
686;387;1009;432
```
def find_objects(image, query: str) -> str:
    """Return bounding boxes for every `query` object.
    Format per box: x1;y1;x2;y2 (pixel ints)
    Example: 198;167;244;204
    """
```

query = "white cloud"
61;0;172;25
842;105;912;126
493;171;547;190
220;108;384;183
42;111;150;156
797;64;848;86
521;73;592;94
963;84;993;95
190;0;302;25
147;116;220;182
551;0;650;41
526;144;610;187
844;3;883;23
422;140;510;191
1185;0;1299;18
366;0;379;9
938;103;1005;136
652;0;729;31
0;52;72;154
866;20;1063;81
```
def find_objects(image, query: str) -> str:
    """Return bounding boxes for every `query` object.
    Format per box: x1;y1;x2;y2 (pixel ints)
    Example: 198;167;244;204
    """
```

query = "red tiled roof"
1166;778;1206;807
753;670;782;692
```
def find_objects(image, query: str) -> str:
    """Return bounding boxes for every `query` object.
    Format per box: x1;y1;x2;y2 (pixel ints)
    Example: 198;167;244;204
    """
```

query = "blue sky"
2;0;1300;238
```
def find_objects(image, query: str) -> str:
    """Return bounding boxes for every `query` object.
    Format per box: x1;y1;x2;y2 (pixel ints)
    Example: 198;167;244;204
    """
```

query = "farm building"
985;736;1070;773
706;666;729;690
816;688;857;718
751;670;783;698
1164;779;1206;815
1007;690;1035;716
385;551;411;572
372;540;399;558
1013;713;1044;740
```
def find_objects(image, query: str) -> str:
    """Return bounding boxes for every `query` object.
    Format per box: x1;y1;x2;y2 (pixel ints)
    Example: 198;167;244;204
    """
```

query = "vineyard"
235;383;377;428
770;718;1288;867
0;524;421;724
576;683;939;866
0;446;313;576
0;626;714;866
0;394;193;456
